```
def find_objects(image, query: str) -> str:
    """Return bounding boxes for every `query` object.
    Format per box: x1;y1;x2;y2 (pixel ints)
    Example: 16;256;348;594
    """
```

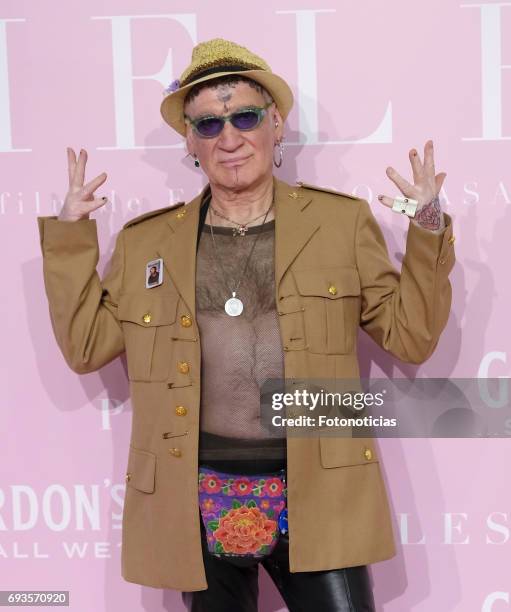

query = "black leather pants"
182;519;376;612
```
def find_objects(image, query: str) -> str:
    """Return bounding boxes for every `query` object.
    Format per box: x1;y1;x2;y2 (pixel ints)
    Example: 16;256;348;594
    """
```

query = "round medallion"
224;296;244;316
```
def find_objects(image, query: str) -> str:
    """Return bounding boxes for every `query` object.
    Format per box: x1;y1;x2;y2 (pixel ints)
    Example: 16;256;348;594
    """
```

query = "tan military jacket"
37;176;455;590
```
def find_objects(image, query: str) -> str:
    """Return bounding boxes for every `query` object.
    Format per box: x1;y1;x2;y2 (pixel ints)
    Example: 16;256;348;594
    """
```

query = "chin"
219;167;260;189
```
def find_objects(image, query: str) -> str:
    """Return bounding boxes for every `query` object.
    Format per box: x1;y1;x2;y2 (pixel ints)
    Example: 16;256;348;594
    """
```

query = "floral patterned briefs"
198;464;288;559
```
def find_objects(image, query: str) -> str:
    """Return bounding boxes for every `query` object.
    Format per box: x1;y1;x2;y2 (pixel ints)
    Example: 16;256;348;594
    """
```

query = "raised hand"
58;148;108;222
377;139;447;232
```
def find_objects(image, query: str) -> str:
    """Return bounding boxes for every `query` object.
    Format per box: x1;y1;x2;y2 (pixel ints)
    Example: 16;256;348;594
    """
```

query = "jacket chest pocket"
118;292;179;381
292;266;361;354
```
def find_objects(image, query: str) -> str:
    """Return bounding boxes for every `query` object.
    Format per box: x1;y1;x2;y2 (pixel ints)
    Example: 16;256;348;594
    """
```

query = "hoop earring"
273;141;283;168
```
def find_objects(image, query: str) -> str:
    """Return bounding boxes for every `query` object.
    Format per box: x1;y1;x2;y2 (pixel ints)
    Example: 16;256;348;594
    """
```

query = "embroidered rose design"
263;477;284;497
213;505;277;554
232;477;253;496
201;473;222;494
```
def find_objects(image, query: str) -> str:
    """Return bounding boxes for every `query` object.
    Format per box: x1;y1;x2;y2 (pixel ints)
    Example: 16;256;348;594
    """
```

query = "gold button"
177;361;190;374
363;448;373;461
142;312;152;324
328;285;337;295
175;405;187;416
169;447;182;457
125;472;131;482
288;191;299;199
176;210;186;219
439;258;446;265
448;235;455;245
180;314;192;327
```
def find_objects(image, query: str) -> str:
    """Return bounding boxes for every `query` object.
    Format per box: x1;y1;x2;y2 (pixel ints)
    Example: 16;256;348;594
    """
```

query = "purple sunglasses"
184;102;274;138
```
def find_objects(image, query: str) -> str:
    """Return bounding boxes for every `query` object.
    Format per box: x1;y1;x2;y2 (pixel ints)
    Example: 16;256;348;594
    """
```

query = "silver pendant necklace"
224;292;244;316
207;189;275;317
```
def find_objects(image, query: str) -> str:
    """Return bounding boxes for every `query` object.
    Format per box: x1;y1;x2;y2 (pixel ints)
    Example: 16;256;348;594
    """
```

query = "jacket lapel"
273;176;321;291
156;184;208;317
156;176;321;314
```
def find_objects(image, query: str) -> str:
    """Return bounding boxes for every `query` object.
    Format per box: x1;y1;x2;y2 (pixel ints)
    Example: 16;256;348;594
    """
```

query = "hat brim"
160;69;294;137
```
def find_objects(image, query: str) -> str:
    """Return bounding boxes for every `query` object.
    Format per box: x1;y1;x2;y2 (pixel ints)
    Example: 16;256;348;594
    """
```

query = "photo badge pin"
145;258;163;289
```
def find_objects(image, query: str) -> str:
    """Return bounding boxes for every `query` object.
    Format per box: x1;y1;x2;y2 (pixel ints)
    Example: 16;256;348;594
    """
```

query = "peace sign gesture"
58;148;109;222
377;139;447;232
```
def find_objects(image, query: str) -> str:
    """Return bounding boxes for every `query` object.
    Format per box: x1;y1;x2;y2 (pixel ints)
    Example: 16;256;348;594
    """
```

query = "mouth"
220;155;251;167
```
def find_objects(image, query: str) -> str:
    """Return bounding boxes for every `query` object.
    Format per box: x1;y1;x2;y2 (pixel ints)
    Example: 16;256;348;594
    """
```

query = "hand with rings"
377;139;447;232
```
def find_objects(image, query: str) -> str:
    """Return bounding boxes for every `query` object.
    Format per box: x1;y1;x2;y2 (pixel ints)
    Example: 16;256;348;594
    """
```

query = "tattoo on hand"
415;195;442;230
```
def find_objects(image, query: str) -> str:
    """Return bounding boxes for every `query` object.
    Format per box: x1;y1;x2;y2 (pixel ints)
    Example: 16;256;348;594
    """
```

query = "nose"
217;120;244;151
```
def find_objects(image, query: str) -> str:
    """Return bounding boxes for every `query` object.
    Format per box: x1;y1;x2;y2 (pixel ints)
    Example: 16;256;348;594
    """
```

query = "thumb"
435;172;447;194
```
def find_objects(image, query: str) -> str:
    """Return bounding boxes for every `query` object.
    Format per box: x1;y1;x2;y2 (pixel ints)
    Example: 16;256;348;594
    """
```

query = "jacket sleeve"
354;199;455;364
37;216;125;374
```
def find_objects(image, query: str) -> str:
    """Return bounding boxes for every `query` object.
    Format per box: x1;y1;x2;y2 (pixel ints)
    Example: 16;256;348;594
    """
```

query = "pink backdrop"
2;1;511;610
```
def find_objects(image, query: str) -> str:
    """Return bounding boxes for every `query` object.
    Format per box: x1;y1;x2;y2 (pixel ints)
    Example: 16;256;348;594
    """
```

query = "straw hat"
160;38;294;136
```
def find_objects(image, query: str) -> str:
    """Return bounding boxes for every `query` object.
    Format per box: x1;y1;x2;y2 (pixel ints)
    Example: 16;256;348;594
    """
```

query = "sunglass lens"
196;117;224;137
231;110;261;130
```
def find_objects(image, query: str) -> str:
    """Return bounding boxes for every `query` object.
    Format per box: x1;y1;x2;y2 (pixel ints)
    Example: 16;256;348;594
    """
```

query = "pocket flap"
118;292;179;326
319;436;378;468
293;266;361;298
126;446;156;493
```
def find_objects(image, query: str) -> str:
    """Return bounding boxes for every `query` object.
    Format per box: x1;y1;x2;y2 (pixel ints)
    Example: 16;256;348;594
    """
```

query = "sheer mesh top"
195;195;287;467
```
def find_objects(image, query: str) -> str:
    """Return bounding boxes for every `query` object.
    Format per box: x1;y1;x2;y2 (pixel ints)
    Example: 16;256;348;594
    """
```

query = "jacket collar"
157;175;320;315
